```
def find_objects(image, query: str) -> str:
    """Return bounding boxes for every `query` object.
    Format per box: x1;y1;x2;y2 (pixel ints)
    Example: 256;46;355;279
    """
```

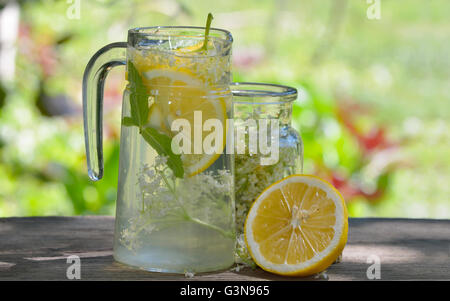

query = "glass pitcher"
82;26;235;273
230;82;303;258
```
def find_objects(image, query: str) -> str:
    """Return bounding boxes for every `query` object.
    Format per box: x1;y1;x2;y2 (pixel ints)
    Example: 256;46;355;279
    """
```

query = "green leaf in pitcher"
124;61;184;178
140;127;184;178
127;61;149;127
122;116;137;127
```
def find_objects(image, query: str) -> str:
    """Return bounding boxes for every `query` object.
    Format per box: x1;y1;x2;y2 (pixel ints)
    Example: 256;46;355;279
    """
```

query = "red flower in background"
323;99;403;202
337;100;395;155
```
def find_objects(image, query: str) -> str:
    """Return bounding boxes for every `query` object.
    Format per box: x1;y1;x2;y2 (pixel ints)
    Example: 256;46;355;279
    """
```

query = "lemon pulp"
245;175;348;276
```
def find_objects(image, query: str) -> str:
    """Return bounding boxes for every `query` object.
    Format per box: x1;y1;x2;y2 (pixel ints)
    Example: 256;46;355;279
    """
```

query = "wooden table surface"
0;217;448;281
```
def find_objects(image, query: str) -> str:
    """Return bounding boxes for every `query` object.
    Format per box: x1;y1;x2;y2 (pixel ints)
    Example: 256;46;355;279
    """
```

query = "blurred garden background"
0;0;448;218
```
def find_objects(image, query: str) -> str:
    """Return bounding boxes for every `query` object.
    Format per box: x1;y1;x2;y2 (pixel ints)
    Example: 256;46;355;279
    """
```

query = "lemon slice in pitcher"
142;68;227;177
245;175;348;276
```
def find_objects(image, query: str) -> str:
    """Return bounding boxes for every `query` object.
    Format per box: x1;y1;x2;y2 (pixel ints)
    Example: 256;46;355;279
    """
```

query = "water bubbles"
136;38;165;49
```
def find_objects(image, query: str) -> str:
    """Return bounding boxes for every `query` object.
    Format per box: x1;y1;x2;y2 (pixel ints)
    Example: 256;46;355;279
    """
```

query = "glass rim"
128;26;233;43
230;82;297;103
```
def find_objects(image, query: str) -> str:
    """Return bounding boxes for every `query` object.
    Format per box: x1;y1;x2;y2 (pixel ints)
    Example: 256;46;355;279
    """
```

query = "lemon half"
245;174;348;276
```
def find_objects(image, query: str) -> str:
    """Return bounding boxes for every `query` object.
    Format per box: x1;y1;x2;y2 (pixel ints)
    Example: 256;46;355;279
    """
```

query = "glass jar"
230;82;303;263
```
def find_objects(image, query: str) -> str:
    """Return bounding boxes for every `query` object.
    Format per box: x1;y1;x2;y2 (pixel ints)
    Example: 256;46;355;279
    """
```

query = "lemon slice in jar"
245;174;348;276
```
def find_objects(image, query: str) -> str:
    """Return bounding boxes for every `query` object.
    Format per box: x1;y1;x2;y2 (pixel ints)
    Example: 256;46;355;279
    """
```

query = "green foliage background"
0;0;448;218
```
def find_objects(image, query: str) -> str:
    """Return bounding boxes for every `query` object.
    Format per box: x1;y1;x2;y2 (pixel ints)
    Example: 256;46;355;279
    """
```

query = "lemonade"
112;25;235;273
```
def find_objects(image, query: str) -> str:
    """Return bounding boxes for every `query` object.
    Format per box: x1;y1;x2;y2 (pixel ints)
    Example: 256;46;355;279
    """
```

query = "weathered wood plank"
0;217;448;280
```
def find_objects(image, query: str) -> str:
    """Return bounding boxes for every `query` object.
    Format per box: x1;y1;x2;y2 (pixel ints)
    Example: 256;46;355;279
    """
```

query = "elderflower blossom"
233;147;298;265
235;146;298;232
119;155;234;252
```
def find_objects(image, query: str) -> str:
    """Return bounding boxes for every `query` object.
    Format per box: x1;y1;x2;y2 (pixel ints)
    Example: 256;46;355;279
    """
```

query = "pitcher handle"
82;42;127;181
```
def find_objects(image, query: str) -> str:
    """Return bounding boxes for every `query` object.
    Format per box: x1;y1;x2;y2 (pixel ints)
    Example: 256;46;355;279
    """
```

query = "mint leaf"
125;61;184;178
122;116;137;126
127;61;149;127
140;127;184;178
